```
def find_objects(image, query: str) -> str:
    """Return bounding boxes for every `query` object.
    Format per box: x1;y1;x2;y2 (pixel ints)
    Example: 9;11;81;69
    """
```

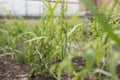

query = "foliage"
0;0;120;80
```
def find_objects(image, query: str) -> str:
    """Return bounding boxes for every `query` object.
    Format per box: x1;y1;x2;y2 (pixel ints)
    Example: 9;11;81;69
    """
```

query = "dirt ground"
0;53;120;80
0;54;29;80
0;54;85;80
0;54;57;80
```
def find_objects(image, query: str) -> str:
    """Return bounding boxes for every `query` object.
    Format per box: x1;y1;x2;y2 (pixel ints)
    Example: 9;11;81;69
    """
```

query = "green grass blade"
80;0;120;47
25;36;47;43
67;24;83;38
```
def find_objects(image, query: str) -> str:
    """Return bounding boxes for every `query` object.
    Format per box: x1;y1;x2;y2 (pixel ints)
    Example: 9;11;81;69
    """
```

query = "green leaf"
67;24;83;38
84;49;95;71
73;69;87;80
109;53;119;80
81;0;120;47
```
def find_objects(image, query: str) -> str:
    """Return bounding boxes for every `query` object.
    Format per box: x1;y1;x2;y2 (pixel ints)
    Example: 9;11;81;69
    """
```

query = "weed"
0;0;120;80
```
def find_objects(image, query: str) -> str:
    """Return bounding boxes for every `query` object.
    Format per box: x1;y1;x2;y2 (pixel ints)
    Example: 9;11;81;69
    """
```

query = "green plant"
1;0;120;80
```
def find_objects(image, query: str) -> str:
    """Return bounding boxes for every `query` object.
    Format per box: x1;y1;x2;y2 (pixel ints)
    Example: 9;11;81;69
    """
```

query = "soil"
0;54;57;80
0;54;86;80
0;54;120;80
0;55;29;80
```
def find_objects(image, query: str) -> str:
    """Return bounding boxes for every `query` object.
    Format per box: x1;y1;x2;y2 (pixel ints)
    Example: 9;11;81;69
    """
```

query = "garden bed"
1;54;120;80
0;53;88;80
0;54;29;80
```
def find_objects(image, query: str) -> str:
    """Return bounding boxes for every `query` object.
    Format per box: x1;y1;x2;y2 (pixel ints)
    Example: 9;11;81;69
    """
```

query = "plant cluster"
0;0;120;80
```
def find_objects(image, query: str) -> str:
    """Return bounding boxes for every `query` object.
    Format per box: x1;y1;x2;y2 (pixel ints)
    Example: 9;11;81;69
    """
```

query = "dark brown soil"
0;54;56;80
0;54;120;80
0;55;29;80
0;55;86;80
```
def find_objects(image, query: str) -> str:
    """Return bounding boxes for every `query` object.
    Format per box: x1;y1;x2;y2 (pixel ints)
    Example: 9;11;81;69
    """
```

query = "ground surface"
0;53;120;80
0;54;58;80
0;53;85;80
0;54;29;80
